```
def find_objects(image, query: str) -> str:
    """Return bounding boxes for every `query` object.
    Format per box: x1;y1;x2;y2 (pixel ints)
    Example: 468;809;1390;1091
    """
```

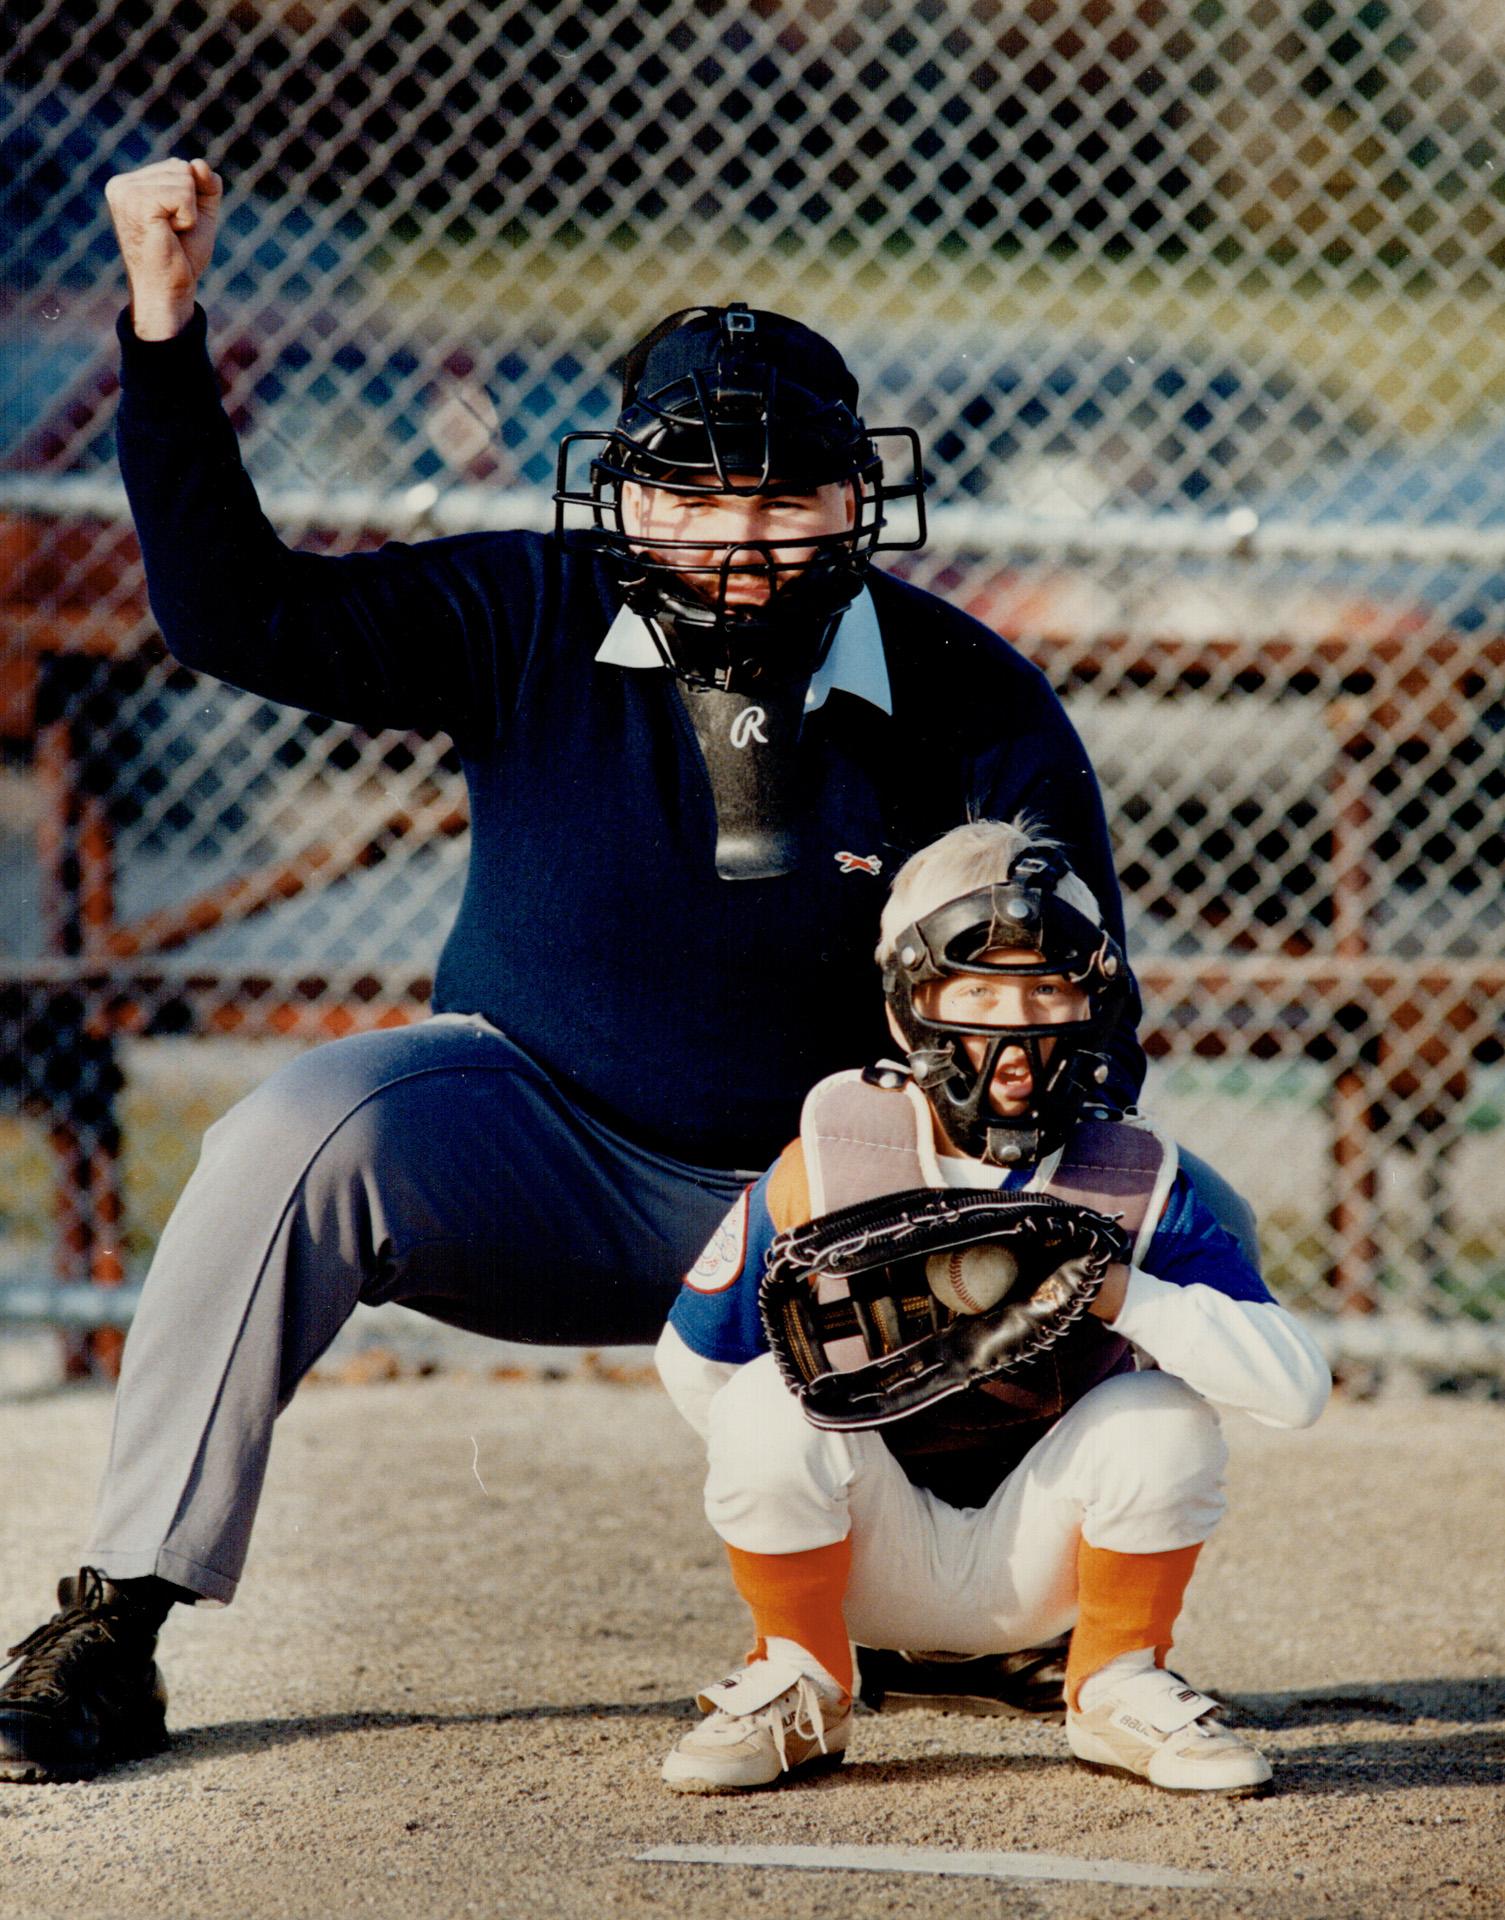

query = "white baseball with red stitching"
925;1242;1019;1315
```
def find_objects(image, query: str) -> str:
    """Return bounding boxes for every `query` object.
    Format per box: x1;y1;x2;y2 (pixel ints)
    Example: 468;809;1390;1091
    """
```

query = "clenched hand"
105;158;223;341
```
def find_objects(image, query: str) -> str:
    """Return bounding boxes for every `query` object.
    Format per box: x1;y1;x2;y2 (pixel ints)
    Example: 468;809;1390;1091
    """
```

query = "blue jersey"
670;1152;1273;1368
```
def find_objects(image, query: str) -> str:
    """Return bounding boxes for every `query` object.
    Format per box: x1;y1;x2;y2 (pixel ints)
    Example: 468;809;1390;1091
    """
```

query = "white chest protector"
796;1069;1177;1504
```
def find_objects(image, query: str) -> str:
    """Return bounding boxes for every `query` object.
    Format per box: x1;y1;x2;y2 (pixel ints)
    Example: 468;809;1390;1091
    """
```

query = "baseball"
925;1241;1020;1315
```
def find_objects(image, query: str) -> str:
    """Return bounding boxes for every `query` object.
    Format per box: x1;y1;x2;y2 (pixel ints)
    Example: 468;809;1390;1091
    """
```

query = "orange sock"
724;1537;854;1695
1065;1539;1203;1711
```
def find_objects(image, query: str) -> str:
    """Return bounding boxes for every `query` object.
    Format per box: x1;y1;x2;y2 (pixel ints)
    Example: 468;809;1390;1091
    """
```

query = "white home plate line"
636;1843;1224;1889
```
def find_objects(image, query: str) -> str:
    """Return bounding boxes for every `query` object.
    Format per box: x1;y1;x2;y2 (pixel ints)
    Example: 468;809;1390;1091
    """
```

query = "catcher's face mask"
883;851;1131;1165
918;957;1088;1116
554;302;925;693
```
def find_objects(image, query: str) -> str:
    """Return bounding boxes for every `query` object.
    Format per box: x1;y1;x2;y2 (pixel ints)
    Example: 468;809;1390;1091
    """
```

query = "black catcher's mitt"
760;1187;1128;1430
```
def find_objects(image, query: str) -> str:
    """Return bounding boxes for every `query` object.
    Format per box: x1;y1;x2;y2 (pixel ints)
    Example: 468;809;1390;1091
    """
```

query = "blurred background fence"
3;0;1502;1380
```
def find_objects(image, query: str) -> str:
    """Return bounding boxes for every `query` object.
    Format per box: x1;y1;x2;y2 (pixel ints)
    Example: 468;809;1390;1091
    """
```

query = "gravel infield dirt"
0;1367;1500;1920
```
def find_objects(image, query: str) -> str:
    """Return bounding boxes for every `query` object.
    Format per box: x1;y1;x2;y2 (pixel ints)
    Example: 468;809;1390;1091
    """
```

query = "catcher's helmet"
554;303;925;689
883;847;1132;1167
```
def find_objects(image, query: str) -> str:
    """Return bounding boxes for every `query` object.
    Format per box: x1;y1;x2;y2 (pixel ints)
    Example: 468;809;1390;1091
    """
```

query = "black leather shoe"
0;1569;169;1782
855;1636;1069;1719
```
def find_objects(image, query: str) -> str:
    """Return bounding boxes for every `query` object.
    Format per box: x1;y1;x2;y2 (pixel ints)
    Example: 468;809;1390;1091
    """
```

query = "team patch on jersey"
685;1188;750;1293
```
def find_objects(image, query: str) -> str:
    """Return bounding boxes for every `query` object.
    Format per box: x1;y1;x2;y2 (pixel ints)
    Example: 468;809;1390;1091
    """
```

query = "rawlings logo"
835;851;883;875
729;705;769;749
1031;1273;1074;1312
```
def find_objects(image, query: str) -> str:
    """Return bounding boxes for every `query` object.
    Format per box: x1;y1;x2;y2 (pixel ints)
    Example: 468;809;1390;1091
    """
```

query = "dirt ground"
0;1366;1499;1920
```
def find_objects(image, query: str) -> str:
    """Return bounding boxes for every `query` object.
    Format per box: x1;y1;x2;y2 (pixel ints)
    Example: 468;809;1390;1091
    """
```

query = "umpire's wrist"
117;301;210;378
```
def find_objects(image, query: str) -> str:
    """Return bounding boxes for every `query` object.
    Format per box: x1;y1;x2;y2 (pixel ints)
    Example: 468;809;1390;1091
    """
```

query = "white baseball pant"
704;1355;1228;1656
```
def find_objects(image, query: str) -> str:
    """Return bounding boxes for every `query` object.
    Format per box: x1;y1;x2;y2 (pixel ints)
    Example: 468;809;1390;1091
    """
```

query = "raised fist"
105;158;223;341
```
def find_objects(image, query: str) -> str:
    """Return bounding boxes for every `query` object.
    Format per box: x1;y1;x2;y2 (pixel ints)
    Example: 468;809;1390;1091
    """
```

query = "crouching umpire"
0;157;1250;1783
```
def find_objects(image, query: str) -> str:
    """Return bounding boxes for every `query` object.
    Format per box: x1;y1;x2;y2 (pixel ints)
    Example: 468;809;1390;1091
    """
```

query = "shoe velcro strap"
696;1657;808;1718
1109;1674;1219;1737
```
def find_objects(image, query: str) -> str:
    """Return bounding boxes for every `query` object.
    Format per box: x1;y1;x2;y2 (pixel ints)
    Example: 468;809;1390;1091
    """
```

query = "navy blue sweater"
116;309;1143;1171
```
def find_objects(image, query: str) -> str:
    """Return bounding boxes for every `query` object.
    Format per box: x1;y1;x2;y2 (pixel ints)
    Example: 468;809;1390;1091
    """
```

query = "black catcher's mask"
554;302;926;691
882;849;1133;1166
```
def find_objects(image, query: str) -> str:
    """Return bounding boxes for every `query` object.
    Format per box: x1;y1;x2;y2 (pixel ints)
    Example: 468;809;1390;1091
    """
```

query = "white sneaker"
1067;1663;1271;1793
661;1654;852;1794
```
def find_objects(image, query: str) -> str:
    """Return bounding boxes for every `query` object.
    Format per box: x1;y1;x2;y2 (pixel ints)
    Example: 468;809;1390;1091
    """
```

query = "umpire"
0;159;1238;1783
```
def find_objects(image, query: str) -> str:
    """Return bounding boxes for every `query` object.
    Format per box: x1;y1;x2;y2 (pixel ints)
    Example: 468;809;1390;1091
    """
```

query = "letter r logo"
729;705;770;749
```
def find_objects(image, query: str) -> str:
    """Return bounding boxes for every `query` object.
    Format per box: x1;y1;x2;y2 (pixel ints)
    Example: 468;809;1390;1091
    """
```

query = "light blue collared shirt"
592;587;892;717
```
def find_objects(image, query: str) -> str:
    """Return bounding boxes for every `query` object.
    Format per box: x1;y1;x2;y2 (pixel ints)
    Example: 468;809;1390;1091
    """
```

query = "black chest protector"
799;1072;1175;1508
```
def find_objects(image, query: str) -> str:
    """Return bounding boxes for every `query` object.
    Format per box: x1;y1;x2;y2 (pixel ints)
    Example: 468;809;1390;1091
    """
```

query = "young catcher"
655;817;1330;1795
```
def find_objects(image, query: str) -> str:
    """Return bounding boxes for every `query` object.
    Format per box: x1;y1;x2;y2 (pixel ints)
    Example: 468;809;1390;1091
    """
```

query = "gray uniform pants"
83;1016;1256;1607
85;1016;749;1602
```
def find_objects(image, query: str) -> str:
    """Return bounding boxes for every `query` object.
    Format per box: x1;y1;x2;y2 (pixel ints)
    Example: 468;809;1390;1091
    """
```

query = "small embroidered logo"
835;850;883;875
729;704;769;749
685;1189;750;1293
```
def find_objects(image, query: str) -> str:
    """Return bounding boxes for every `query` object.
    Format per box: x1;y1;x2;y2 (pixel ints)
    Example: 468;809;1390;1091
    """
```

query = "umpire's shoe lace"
0;1568;169;1783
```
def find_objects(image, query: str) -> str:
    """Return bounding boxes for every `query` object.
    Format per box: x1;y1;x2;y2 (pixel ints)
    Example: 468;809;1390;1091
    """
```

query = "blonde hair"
876;817;1103;964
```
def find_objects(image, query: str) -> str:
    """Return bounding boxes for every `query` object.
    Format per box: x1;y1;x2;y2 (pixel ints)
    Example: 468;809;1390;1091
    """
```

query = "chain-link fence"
4;1;1503;1377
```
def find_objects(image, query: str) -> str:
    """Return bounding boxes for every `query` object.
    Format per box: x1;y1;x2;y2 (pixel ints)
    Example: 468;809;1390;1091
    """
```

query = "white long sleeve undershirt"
656;1321;736;1442
655;1273;1330;1445
1110;1268;1329;1428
